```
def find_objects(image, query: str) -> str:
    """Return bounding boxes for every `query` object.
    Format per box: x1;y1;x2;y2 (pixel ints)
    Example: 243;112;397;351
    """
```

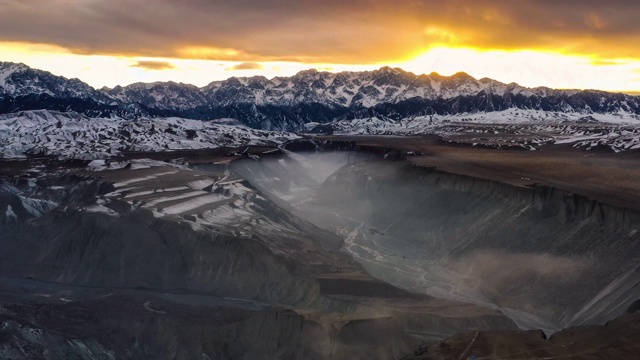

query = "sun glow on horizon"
397;47;640;92
1;41;639;94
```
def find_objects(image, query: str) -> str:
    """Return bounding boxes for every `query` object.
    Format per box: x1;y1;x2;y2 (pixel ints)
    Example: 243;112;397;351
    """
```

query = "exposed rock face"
0;295;418;360
314;160;640;330
0;160;518;359
0;171;339;309
17;215;323;306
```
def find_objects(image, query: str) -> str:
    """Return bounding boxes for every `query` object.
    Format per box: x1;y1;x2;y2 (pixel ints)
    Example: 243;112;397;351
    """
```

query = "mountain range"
1;61;639;130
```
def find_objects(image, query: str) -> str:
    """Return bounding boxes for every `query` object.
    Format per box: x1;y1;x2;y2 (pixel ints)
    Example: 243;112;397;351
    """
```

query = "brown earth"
321;135;640;210
402;313;640;360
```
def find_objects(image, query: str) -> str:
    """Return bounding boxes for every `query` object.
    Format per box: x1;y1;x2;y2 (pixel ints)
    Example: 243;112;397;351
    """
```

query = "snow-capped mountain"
0;110;299;160
0;62;100;99
200;67;565;109
103;81;209;110
1;61;639;130
0;62;146;119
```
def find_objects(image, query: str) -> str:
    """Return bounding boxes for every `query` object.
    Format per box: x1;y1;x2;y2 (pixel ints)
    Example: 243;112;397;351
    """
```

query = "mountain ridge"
1;61;639;130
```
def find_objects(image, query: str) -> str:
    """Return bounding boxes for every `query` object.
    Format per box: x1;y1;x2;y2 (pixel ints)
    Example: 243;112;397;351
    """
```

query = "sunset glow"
0;1;639;92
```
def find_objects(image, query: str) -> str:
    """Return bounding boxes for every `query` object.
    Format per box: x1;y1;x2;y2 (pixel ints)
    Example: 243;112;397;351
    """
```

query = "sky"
1;0;639;93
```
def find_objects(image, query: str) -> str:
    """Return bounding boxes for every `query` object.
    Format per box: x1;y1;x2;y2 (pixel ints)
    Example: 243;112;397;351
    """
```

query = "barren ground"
322;135;640;210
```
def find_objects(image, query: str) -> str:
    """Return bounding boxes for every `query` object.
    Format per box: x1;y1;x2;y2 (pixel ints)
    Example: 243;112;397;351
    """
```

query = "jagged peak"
122;81;199;90
297;68;319;75
0;61;30;71
478;77;513;88
0;62;34;83
3;61;638;126
375;66;405;74
2;62;633;102
246;75;270;82
0;62;56;77
220;76;245;87
450;71;475;80
291;68;329;81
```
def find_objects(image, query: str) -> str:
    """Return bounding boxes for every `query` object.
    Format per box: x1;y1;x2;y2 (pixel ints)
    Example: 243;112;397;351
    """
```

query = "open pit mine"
1;130;639;359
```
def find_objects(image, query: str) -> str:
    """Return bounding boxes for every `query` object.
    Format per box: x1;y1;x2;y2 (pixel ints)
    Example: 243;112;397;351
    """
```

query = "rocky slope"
310;160;640;332
2;142;640;358
0;157;518;359
402;312;640;360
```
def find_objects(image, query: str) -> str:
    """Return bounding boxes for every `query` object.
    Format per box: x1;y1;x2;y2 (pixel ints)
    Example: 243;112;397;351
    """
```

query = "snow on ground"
20;197;58;217
328;109;640;152
87;159;190;171
4;108;640;159
186;179;215;190
141;191;206;208
160;194;227;215
0;180;60;222
5;205;16;220
201;204;253;224
105;168;286;240
0;110;300;160
82;199;120;217
113;171;178;188
331;109;640;136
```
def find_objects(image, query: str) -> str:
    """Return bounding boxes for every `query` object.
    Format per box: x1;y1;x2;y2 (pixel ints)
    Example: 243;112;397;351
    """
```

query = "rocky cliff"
314;160;640;330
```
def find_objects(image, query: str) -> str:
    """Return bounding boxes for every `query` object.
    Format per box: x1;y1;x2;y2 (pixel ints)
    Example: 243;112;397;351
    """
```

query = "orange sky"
1;0;639;92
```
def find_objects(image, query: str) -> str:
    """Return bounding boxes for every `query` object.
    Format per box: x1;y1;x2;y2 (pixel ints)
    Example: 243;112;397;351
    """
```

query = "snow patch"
0;110;300;160
5;204;16;220
160;194;227;215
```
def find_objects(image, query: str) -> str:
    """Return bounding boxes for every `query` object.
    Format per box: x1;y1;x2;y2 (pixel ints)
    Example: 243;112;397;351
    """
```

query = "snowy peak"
0;62;30;86
0;61;103;100
200;66;518;108
104;81;207;110
0;62;639;130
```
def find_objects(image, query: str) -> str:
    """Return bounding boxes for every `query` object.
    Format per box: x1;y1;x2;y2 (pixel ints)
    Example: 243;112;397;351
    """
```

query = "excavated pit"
0;155;515;360
230;146;640;335
1;142;639;359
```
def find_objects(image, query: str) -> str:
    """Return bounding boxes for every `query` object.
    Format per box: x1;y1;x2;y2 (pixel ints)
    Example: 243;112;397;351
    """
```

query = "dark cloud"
131;60;176;70
226;62;264;70
0;1;639;63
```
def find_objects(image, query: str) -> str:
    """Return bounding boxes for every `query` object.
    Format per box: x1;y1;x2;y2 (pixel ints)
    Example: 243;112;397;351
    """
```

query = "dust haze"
229;151;611;333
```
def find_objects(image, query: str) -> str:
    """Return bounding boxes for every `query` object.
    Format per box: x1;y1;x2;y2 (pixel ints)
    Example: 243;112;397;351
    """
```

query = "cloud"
0;1;639;63
226;62;264;71
131;60;176;70
590;60;623;66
